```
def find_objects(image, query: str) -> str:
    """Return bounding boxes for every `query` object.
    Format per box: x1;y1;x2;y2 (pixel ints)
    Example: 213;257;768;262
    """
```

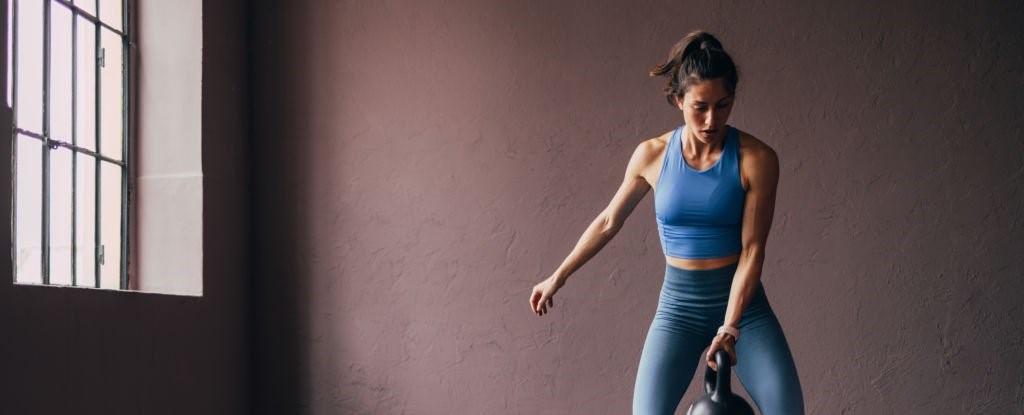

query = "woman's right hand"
530;276;564;316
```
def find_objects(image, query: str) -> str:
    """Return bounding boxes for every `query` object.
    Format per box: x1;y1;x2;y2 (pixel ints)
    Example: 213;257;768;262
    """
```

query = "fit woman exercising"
528;31;804;415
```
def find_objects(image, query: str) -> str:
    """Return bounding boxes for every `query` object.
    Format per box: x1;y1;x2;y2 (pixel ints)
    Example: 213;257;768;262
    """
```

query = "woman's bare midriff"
666;254;740;271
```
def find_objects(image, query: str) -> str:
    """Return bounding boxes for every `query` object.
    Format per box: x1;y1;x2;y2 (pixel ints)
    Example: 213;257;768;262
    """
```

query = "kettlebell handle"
703;349;732;400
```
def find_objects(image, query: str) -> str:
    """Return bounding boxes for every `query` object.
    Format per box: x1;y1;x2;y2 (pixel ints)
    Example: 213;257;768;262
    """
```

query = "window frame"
9;0;131;289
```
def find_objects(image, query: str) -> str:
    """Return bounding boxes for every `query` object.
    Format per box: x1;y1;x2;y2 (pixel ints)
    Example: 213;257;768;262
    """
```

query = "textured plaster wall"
248;0;1024;414
0;0;248;413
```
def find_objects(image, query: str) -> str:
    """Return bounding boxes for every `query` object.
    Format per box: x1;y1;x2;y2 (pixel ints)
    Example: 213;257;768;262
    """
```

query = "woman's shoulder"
733;128;779;189
642;128;678;153
630;128;675;160
623;129;677;179
733;127;778;162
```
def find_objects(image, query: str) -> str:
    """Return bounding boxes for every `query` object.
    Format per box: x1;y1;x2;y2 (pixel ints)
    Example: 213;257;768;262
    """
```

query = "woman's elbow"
740;244;766;263
598;214;623;236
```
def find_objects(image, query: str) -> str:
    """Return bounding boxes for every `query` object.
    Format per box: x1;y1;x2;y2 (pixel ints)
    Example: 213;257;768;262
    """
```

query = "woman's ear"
673;94;685;111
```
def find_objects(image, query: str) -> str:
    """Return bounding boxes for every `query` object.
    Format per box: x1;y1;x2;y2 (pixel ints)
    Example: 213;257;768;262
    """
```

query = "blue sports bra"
654;124;746;259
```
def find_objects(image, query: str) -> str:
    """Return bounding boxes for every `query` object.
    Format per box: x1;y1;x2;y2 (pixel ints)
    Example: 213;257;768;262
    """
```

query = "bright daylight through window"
8;0;129;289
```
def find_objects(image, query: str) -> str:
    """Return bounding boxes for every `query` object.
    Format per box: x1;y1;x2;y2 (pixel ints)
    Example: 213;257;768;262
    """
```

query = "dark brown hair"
649;30;739;108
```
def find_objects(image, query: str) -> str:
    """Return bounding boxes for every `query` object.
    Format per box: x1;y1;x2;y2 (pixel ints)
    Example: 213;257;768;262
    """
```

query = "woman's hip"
654;262;775;331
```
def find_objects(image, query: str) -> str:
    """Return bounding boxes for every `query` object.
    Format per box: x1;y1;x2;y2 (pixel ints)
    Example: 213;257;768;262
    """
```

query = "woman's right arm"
530;140;657;316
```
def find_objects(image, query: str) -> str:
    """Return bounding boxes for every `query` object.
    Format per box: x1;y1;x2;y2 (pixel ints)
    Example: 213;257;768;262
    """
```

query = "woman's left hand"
706;333;737;371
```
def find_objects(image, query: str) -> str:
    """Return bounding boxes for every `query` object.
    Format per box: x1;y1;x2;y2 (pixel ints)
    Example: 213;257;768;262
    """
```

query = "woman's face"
675;78;735;144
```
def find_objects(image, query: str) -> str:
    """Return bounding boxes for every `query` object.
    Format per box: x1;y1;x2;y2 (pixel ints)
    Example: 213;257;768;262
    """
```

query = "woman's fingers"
707;346;719;371
533;292;548;315
706;342;716;370
531;289;547;314
706;336;738;371
530;279;559;316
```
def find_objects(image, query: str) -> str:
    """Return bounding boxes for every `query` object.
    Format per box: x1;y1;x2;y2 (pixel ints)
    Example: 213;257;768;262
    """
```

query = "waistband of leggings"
665;261;739;277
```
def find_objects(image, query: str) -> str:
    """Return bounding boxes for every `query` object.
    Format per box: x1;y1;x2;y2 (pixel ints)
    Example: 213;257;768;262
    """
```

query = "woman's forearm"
723;248;766;328
552;214;620;285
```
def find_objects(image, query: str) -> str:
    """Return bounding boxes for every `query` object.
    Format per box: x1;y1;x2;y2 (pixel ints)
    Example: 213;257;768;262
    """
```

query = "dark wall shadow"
246;1;314;412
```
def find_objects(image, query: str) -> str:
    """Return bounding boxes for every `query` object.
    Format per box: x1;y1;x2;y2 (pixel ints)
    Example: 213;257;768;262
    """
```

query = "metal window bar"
10;0;131;289
70;1;75;286
14;129;123;166
54;0;123;37
92;0;101;288
119;0;130;290
42;0;51;285
10;0;18;284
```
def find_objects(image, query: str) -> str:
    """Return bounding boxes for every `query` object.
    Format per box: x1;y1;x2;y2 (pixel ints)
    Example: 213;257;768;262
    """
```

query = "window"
8;0;129;289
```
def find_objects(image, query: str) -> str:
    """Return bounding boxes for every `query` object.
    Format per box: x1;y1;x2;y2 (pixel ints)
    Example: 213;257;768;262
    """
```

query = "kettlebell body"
686;350;755;415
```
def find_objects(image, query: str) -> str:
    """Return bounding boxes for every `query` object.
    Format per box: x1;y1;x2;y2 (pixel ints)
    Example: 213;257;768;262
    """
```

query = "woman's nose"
705;111;718;127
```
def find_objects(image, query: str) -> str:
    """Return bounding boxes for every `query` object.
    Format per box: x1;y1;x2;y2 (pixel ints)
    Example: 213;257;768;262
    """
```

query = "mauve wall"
0;1;248;413
248;1;1024;414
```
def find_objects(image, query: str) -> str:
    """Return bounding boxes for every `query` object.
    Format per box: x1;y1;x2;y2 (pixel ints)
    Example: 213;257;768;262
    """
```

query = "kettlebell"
686;350;755;415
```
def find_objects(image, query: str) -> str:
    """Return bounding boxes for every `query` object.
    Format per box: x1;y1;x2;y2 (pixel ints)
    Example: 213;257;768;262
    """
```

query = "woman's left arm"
707;139;780;370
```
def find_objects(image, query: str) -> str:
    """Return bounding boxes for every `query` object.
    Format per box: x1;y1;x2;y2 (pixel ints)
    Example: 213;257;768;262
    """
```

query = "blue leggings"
632;262;804;415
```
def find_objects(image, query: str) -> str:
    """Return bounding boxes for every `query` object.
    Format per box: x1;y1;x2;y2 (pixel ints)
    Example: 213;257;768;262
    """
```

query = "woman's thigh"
734;310;804;415
632;317;711;415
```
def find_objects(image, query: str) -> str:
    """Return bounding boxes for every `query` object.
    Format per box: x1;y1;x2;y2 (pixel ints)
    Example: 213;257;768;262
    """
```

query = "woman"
528;31;804;415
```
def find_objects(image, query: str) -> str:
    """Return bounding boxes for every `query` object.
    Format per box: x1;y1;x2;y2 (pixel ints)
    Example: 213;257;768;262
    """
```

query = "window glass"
99;27;122;160
16;0;44;132
16;135;44;284
76;14;96;150
76;155;97;287
98;161;122;288
51;2;73;142
50;147;74;286
98;0;120;32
